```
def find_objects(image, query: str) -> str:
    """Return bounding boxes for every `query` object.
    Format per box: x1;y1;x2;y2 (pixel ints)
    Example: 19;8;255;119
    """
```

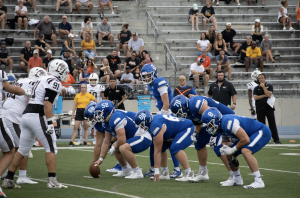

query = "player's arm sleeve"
230;119;240;135
114;118;127;131
44;88;58;104
157;85;168;96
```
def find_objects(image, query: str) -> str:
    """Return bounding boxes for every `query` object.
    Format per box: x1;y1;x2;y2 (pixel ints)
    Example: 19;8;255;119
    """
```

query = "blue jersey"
147;77;173;110
219;115;266;138
188;96;235;124
149;114;194;141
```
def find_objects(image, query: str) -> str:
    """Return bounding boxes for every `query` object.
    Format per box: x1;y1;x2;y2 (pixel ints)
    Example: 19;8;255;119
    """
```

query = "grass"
3;140;300;198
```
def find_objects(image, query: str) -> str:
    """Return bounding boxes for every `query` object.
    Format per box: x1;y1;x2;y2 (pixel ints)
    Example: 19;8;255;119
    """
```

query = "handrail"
129;0;140;20
145;11;159;53
164;44;178;87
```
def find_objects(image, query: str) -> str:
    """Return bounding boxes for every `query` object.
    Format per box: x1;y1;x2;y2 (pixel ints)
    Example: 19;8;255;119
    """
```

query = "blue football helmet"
134;109;153;132
84;101;98;126
170;95;189;118
140;64;157;84
94;100;115;122
7;74;16;85
201;107;222;135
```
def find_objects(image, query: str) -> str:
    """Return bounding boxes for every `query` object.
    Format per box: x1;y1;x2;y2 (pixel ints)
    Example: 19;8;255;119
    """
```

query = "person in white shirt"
251;19;263;43
247;69;261;119
278;0;295;30
189;57;209;90
19;0;39;14
75;0;94;14
197;32;212;59
81;15;93;40
15;0;28;33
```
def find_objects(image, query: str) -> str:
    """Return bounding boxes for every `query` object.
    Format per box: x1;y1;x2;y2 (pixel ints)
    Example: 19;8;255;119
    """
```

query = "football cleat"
0;187;6;198
16;177;38;184
143;168;154;177
150;170;170;180
28;150;33;158
125;169;143;179
170;169;183;178
2;179;21;189
33;141;40;147
75;140;83;145
189;170;209;183
113;169;131;177
47;177;68;189
175;171;194;182
220;175;233;184
243;181;265;189
221;178;243;186
106;163;122;173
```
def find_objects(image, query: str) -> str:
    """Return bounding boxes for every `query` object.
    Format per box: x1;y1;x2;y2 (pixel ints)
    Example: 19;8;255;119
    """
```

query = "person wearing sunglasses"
173;75;197;98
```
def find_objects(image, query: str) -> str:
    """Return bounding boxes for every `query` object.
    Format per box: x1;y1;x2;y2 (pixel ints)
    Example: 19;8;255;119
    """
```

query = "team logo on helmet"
55;62;67;75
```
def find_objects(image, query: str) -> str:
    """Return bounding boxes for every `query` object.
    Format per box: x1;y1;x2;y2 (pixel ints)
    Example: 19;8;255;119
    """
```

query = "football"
89;162;100;178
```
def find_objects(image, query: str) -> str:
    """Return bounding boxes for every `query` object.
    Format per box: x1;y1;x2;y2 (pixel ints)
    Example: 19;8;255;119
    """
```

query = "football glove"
24;89;32;96
209;136;217;149
220;145;238;155
191;132;198;143
45;124;54;135
250;109;256;115
109;145;116;156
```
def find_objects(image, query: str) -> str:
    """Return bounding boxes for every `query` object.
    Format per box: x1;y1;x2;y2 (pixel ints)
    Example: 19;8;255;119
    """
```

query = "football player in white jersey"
1;73;16;104
0;70;31;197
2;68;47;186
76;73;105;145
247;69;261;119
2;59;69;189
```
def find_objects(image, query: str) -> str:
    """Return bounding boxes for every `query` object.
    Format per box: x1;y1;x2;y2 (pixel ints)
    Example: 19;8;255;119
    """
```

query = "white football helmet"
251;69;262;81
28;67;48;81
48;59;69;81
7;73;16;85
89;73;99;85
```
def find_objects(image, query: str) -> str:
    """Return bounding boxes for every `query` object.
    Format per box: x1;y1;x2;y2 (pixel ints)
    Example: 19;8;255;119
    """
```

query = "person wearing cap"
61;33;76;57
97;17;114;47
127;32;144;57
56;0;74;14
221;22;241;57
42;49;54;70
201;0;218;31
34;33;51;57
245;41;263;75
34;15;57;47
79;66;91;84
120;66;134;97
58;15;75;39
188;3;199;31
28;50;42;72
251;19;263;43
0;0;7;32
0;40;13;73
60;49;78;79
20;0;39;14
15;0;28;33
75;0;94;15
189;57;209;91
20;41;34;72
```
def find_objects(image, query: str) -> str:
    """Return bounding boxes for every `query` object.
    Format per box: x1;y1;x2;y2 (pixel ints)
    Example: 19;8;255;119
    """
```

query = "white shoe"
112;11;115;15
47;177;68;189
125;169;143;179
216;2;219;6
28;150;33;158
75;140;83;145
113;169;131;177
221;178;243;186
0;187;6;198
283;27;286;30
34;10;39;14
243;181;265;189
189;170;209;183
16;177;38;184
175;171;194;182
93;140;96;145
289;27;295;30
220;175;233;184
150;170;170;180
237;4;240;6
33;141;39;147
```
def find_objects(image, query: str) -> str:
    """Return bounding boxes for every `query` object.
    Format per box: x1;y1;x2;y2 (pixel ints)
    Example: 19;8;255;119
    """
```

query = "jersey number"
162;115;181;122
7;83;23;99
89;91;97;98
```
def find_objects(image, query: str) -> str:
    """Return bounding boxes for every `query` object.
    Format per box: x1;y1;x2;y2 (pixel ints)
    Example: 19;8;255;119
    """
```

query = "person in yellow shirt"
245;41;263;76
69;83;99;146
81;34;98;60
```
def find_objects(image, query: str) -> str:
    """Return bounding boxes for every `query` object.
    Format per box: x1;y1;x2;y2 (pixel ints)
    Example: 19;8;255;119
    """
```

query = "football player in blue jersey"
93;100;152;179
170;95;237;184
135;110;194;182
202;107;271;189
141;64;182;178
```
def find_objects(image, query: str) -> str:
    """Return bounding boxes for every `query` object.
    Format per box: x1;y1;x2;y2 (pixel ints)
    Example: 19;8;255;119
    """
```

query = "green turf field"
2;141;300;198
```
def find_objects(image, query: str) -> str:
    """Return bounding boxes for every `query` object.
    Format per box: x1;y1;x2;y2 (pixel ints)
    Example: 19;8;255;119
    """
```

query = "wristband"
154;168;159;175
99;157;104;161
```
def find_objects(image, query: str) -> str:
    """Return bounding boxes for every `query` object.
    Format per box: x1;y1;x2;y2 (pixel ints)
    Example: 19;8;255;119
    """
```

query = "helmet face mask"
135;110;152;132
48;59;69;82
170;95;189;118
94;110;105;123
201;107;222;135
140;64;157;84
89;73;99;86
94;101;115;123
139;120;149;132
175;108;187;118
204;118;218;135
251;70;262;81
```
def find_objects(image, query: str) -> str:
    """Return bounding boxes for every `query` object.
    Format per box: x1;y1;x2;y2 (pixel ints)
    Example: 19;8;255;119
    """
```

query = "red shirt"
28;57;42;69
197;55;211;68
61;73;75;87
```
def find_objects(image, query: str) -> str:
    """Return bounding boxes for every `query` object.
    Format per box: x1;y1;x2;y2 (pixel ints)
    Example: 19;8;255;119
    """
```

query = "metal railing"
145;11;159;53
129;0;140;20
163;44;178;87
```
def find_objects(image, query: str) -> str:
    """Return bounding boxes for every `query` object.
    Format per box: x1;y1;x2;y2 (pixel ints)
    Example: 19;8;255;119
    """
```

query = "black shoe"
69;141;74;147
273;141;282;144
83;141;87;146
232;53;239;56
99;12;104;19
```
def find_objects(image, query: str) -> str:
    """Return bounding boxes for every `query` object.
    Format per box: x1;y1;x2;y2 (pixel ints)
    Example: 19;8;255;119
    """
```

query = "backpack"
7;19;15;29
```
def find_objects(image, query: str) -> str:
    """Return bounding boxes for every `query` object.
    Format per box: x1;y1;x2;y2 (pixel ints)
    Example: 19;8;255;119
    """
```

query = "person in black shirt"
106;50;121;78
221;23;241;56
42;50;54;70
188;4;199;31
20;41;34;72
117;24;132;56
0;0;7;31
34;34;51;57
124;51;140;73
253;74;281;144
236;36;252;64
207;71;237;109
103;76;127;110
206;25;217;49
201;0;218;31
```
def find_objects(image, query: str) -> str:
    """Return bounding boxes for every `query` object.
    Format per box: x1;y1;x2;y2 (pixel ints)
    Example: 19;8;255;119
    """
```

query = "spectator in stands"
61;33;76;57
261;34;276;64
99;57;112;86
207;71;237;109
140;50;153;67
206;25;217;49
197;32;212;59
221;22;241;56
56;0;74;14
34;15;57;47
0;0;7;32
81;15;93;40
106;50;121;77
61;49;78;79
216;50;232;80
251;19;263;43
15;0;28;33
28;50;42;72
86;58;97;73
128;32;144;57
296;1;300;27
278;0;295;30
0;40;13;73
222;0;240;6
103;76;127;110
120;66;134;97
58;15;75;39
34;34;51;57
214;33;229;56
245;41;263;75
197;51;213;80
132;68;141;91
42;50;53;70
188;4;199;31
79;66;91;84
97;17;114;47
201;0;218;31
75;0;94;14
124;51;140;73
61;72;76;97
117;24;132;56
99;0;114;18
81;34;97;60
174;75;197;98
21;0;39;14
248;0;265;6
20;41;34;72
189;57;209;90
76;51;87;73
236;35;252;65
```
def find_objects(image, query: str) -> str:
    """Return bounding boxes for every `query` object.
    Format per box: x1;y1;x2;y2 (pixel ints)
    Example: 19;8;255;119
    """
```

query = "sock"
149;143;154;167
253;171;263;183
174;167;180;171
229;170;233;177
161;167;168;172
19;170;27;177
48;173;56;178
232;169;242;180
184;168;191;173
126;164;131;169
150;167;155;171
199;165;207;172
132;167;139;172
9;70;12;73
5;171;15;180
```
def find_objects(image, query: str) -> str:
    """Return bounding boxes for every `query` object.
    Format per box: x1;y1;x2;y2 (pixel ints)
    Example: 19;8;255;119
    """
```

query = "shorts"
44;34;53;41
23;1;31;6
101;0;110;4
0;118;15;152
0;60;9;66
189;75;204;81
75;108;87;121
202;18;213;23
247;57;261;66
78;1;93;7
97;34;110;40
14;15;27;23
62;86;76;95
2;117;21;147
278;17;283;23
228;42;235;50
20;61;28;66
133;78;140;83
111;69;120;74
61;1;69;6
126;135;152;153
